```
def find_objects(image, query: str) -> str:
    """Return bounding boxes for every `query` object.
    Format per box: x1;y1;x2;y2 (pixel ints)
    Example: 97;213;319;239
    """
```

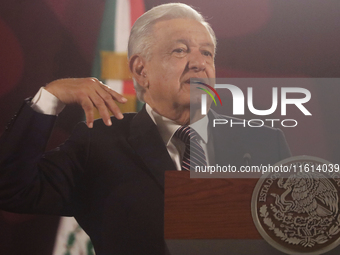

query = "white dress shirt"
31;87;66;115
31;87;214;170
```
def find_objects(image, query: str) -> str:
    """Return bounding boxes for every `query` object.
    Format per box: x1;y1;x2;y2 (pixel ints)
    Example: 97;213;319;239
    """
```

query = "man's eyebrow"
200;42;214;48
174;40;214;49
172;40;215;53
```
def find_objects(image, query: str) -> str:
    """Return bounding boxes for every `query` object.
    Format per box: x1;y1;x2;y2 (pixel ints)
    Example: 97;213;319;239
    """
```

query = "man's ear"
129;55;148;89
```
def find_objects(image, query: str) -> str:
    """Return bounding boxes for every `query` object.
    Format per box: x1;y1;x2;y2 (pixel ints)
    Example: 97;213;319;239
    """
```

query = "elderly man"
0;3;290;255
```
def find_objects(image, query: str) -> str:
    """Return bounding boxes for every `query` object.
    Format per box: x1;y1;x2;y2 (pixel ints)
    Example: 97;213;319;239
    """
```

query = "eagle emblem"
252;156;340;254
271;172;338;217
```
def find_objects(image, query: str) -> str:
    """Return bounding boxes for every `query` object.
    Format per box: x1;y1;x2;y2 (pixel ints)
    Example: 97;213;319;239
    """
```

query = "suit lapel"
128;105;176;189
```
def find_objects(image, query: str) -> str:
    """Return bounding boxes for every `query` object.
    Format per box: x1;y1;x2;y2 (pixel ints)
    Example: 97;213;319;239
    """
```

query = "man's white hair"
128;3;216;102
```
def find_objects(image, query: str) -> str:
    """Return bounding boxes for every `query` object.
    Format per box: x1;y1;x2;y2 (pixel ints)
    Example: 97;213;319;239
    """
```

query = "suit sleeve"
0;100;89;216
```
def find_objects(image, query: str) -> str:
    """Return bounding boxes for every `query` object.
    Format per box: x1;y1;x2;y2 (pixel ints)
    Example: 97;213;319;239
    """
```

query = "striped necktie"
174;126;207;171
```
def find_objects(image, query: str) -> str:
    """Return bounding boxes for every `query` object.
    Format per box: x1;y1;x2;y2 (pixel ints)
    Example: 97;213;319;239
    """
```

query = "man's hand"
45;78;127;128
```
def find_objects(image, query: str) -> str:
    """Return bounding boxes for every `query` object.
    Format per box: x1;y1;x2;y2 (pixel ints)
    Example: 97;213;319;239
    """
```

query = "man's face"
143;18;216;119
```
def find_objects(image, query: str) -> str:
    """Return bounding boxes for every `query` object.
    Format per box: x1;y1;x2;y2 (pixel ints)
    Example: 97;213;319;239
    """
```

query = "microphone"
243;153;251;166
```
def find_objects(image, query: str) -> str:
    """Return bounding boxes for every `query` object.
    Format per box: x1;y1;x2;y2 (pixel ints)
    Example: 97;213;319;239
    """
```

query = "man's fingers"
97;85;125;120
81;97;95;128
90;94;112;126
101;84;128;104
103;97;124;120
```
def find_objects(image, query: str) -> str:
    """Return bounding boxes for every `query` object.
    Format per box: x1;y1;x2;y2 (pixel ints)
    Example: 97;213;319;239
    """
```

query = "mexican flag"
92;0;146;114
53;1;145;254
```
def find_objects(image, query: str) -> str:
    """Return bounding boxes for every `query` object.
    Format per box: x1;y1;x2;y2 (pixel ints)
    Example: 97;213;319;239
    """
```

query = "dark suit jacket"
0;101;291;255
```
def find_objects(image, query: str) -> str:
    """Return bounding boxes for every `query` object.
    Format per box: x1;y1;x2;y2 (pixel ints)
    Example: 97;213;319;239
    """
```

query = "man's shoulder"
91;112;137;131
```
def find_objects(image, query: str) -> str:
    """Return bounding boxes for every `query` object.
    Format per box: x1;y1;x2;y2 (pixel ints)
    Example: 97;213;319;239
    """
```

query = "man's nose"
188;52;206;72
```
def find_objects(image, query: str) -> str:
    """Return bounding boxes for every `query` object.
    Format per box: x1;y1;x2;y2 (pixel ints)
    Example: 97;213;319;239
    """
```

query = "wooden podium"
164;171;261;239
164;171;340;255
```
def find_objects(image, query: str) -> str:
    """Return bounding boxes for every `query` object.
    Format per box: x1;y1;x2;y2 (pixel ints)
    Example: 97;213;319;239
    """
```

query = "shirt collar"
145;104;209;145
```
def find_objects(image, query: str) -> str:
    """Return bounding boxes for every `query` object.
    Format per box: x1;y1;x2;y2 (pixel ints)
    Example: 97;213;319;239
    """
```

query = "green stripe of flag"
92;0;117;79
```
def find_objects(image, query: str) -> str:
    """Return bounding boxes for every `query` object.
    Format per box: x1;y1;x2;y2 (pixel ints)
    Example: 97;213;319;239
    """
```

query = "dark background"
0;0;339;254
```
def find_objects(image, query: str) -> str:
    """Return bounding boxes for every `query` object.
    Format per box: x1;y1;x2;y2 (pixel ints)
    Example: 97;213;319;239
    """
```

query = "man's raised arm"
0;78;127;215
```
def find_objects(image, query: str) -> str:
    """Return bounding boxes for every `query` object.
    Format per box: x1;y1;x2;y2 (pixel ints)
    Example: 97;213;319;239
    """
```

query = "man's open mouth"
184;78;207;85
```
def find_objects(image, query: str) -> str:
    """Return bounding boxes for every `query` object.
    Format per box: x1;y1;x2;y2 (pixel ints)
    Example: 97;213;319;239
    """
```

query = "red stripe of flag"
123;80;135;94
130;0;145;28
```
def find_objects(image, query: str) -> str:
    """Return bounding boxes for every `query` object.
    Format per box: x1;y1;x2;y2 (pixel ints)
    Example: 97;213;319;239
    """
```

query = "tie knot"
174;126;199;144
